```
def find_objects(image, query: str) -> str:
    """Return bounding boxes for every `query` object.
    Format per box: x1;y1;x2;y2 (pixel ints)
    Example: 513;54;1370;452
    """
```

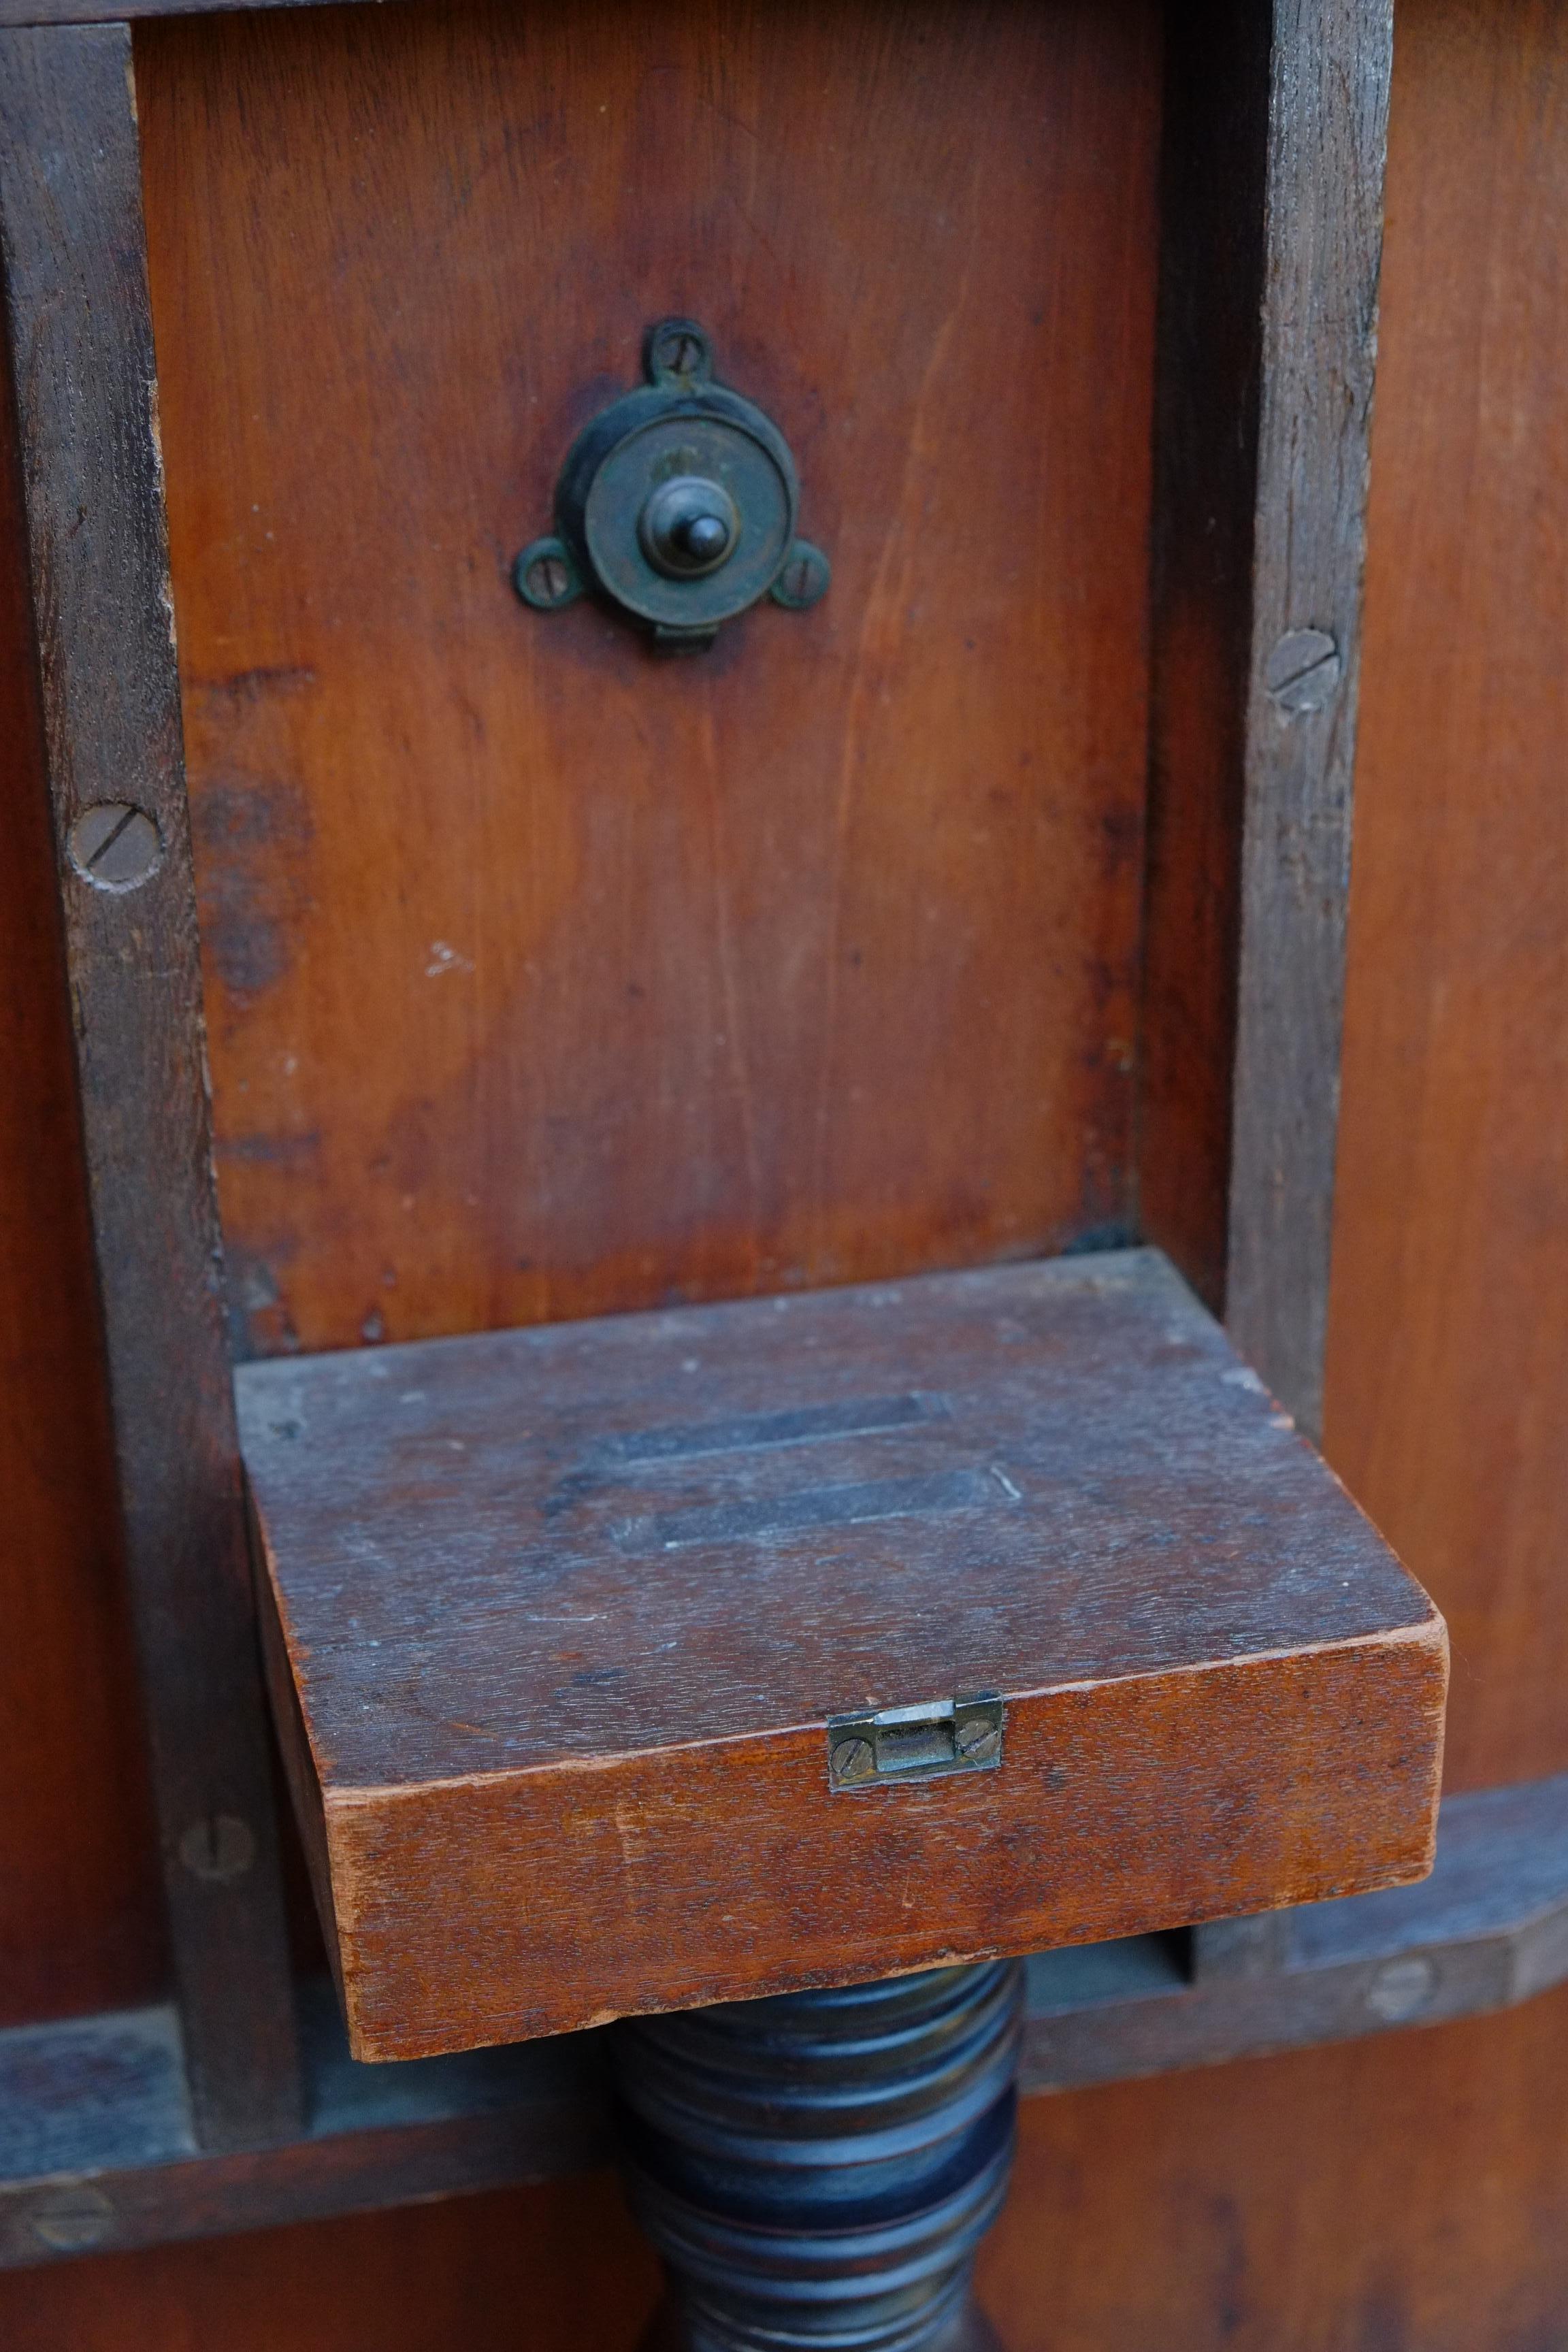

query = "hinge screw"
955;1718;1002;1763
831;1736;875;1783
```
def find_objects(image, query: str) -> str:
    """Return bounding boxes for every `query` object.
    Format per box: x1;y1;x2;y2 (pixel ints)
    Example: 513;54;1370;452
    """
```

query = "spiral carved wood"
613;1961;1023;2352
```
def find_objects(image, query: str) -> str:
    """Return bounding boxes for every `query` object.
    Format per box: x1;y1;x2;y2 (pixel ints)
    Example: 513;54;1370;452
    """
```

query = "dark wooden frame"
0;0;1394;2230
0;18;301;2155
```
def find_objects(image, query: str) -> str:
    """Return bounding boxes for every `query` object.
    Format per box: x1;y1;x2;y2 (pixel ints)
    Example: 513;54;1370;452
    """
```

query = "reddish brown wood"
0;197;167;2033
979;13;1568;2348
132;0;1159;1360
1325;0;1568;1796
0;2176;660;2352
979;1983;1568;2352
241;1251;1443;2058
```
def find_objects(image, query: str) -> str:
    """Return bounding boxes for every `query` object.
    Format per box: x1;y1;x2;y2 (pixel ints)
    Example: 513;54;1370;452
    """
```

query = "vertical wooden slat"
1140;0;1271;1322
1225;0;1396;1435
0;20;301;2148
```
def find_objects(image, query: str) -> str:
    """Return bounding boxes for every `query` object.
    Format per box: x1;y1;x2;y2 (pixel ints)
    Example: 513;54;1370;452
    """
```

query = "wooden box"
242;1251;1445;2057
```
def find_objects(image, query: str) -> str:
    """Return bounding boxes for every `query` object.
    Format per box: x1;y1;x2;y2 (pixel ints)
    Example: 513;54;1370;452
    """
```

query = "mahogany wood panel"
983;11;1568;2347
0;22;300;2144
1326;0;1568;1794
242;1251;1443;2057
133;0;1159;1359
979;1984;1568;2352
0;2175;659;2352
0;220;167;2031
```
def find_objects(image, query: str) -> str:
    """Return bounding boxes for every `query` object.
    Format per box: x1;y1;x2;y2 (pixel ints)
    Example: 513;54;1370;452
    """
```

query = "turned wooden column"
614;1962;1023;2352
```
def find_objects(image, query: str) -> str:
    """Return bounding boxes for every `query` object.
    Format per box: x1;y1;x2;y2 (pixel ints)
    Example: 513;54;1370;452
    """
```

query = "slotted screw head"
1266;627;1341;713
770;540;832;612
30;2187;115;2253
514;536;583;612
955;1716;1001;1763
831;1735;875;1784
178;1813;257;1884
645;316;715;389
67;802;163;891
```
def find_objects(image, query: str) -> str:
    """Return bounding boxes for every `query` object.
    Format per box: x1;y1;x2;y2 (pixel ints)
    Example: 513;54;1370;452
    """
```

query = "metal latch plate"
826;1693;1004;1791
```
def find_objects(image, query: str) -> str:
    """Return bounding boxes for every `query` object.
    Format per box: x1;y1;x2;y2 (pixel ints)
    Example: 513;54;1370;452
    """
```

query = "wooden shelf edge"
3;1774;1563;2270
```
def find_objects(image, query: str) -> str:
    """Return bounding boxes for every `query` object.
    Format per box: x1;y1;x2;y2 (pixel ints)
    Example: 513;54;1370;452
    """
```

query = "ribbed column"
612;1961;1024;2352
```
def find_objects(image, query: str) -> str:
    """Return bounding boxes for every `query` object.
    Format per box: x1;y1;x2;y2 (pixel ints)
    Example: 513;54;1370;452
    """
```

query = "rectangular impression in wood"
0;22;300;2146
241;1249;1446;2059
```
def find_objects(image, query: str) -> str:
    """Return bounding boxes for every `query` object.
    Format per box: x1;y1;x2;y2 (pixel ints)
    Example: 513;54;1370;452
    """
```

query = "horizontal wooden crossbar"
3;1775;1565;2270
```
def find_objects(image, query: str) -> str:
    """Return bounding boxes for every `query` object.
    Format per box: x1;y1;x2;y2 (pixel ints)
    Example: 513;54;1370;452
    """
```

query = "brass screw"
832;1737;875;1782
514;538;581;612
955;1717;1000;1764
770;541;832;612
647;318;714;387
529;551;570;604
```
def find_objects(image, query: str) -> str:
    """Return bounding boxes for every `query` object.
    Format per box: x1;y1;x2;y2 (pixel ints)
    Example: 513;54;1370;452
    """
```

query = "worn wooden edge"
2;1772;1560;2270
1024;1771;1568;2090
259;1586;1444;2058
0;20;301;2148
1224;0;1396;1437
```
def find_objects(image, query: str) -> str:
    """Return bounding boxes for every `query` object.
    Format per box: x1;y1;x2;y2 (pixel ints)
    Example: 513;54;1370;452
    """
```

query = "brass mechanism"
514;318;830;649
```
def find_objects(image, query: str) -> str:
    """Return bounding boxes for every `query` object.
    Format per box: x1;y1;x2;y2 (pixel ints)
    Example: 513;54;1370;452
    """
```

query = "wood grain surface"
242;1251;1443;2056
0;24;300;2146
0;210;167;2034
1325;0;1568;1794
980;1982;1568;2352
5;1992;1568;2351
0;2175;659;2352
133;0;1159;1360
979;10;1568;2346
1226;0;1394;1438
5;0;1565;2344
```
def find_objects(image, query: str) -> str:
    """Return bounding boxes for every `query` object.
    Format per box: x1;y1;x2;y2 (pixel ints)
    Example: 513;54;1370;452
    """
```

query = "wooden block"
240;1250;1446;2059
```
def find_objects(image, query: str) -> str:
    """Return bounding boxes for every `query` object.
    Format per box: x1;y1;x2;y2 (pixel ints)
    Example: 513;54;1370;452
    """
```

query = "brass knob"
640;475;740;578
